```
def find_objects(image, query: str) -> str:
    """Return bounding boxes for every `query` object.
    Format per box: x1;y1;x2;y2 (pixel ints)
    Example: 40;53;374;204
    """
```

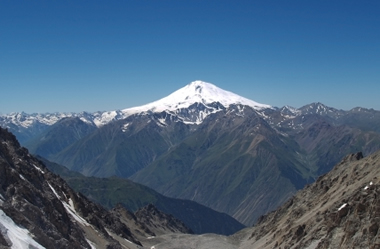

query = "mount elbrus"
1;80;380;226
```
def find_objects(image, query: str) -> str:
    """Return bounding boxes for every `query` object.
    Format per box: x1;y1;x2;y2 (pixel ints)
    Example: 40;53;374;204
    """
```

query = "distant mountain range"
3;114;380;248
1;80;380;226
0;81;272;144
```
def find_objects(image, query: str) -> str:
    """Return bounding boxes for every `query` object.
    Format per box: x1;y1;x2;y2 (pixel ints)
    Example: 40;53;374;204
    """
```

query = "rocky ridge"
0;127;193;249
144;150;380;248
238;151;380;249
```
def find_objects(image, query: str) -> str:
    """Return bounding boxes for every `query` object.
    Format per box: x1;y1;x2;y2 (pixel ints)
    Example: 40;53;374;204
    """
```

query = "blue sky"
1;1;379;114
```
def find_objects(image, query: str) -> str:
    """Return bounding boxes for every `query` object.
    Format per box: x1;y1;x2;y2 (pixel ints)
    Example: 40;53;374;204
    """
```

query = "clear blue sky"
1;0;379;114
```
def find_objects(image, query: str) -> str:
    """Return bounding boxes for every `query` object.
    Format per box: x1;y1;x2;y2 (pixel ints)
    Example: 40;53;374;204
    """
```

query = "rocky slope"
0;127;193;249
144;150;380;248
238;150;380;248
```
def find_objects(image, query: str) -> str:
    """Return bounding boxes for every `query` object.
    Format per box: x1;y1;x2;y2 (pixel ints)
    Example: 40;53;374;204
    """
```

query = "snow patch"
338;203;347;211
47;183;60;199
48;183;90;226
62;199;90;226
0;209;46;249
79;117;93;125
32;164;45;174
364;181;374;190
121;123;130;132
124;238;133;244
93;111;119;127
156;117;167;127
86;239;97;249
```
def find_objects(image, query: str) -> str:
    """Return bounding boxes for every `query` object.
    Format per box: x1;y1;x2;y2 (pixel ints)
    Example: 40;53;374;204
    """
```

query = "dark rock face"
0;127;141;248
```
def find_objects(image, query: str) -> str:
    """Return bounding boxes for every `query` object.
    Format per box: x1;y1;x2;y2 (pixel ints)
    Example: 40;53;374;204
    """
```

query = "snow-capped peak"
121;80;271;116
1;80;272;129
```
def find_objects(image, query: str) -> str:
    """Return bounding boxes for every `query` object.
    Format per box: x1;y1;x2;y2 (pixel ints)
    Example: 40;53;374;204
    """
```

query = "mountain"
0;80;271;145
30;101;380;226
0;127;196;249
24;117;97;159
140;150;380;249
238;150;380;248
120;80;272;124
48;112;192;177
40;156;245;235
130;105;313;225
2;80;380;227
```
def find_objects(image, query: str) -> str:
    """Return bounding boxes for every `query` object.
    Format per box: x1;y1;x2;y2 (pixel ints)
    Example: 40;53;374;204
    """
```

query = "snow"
48;183;90;226
86;239;97;249
284;105;301;115
338;203;347;211
0;209;46;249
121;123;130;132
93;110;120;127
79;117;94;125
122;81;272;117
1;80;272;128
156;117;167;127
1;112;76;128
47;183;60;199
364;181;374;190
124;238;133;243
62;199;90;226
32;164;45;174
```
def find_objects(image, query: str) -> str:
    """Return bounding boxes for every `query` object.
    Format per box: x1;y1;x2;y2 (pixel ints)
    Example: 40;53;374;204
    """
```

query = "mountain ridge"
0;127;202;248
0;80;271;131
2;80;380;227
125;150;380;248
2;81;379;145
